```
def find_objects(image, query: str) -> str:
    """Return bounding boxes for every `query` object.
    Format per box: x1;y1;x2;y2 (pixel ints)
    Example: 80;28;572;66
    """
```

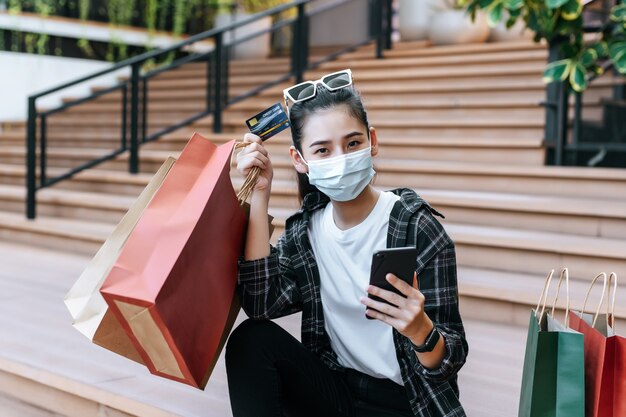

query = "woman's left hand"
360;273;434;345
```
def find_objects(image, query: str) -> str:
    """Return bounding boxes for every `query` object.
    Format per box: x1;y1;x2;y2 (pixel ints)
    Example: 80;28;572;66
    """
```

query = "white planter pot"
214;11;271;60
398;0;446;41
489;11;533;42
428;9;490;45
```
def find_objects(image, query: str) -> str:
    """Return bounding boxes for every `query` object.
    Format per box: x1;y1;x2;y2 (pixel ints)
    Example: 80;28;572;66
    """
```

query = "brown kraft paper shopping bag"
100;133;248;389
64;157;176;364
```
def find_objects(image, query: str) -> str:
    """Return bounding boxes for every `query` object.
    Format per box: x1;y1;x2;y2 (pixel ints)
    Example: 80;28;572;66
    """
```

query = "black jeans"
225;319;414;417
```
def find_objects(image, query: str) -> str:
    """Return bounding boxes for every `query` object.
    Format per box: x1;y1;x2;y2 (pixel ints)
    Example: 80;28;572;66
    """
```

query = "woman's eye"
348;140;360;148
314;148;328;155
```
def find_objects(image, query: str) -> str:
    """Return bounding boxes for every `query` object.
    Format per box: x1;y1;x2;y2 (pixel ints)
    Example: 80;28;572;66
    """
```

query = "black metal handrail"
26;0;394;219
543;0;625;166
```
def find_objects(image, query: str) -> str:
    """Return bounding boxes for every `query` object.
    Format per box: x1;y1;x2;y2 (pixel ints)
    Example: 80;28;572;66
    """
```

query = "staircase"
2;38;626;331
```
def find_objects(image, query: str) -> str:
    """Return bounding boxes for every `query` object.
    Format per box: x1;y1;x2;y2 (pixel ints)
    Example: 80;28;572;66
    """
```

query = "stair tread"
447;222;626;259
375;158;626;180
0;184;134;210
0;211;113;240
0;157;616;183
144;63;549;87
418;189;626;219
317;49;548;69
458;266;626;318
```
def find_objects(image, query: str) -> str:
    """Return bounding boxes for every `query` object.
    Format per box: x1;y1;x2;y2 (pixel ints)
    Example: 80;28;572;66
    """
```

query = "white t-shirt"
308;191;403;385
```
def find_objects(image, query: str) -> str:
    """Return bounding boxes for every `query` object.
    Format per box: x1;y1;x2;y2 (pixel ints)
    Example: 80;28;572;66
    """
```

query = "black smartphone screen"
366;247;418;319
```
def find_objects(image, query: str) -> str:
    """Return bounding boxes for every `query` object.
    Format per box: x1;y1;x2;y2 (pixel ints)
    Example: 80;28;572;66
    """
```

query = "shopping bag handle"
607;272;617;331
547;268;572;327
536;269;554;324
581;272;608;329
233;141;261;205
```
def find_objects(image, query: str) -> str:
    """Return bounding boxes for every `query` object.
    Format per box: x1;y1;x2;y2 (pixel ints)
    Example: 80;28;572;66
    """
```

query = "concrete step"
70;76;619;105
270;206;626;284
316;48;549;71
43;104;550;127
170;48;548;79
141;63;549;91
268;211;626;285
267;187;626;239
448;223;626;284
373;159;626;201
344;39;545;60
52;95;548;115
458;266;626;330
40;117;545;140
0;211;111;255
0;184;132;223
11;152;626;201
147;135;547;166
0;135;547;172
420;189;626;239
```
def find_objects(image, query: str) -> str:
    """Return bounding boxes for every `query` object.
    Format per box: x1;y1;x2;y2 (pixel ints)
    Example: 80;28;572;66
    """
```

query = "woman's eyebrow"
309;132;363;147
309;140;332;148
344;131;364;139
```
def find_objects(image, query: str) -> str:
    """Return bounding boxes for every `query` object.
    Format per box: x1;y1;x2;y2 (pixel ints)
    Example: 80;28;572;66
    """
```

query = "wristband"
410;325;440;353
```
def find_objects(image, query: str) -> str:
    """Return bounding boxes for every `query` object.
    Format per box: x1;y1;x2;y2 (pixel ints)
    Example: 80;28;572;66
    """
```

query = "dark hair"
288;84;370;202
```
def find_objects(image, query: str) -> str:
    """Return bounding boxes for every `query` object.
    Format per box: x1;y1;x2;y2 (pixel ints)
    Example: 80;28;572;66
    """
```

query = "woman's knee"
225;319;281;364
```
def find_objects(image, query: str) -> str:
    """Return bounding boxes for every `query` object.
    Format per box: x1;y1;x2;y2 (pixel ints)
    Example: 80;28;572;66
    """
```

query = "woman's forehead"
301;106;366;146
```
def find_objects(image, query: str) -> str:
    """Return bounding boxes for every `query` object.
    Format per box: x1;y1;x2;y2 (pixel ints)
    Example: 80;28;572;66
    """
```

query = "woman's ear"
290;146;309;174
369;126;379;157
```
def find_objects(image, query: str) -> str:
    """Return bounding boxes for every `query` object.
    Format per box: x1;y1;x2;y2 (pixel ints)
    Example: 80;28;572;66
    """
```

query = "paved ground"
0;241;527;416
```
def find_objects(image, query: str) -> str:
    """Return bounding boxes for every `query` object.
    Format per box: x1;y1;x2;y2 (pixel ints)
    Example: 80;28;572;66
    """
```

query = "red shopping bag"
569;272;625;417
100;132;247;389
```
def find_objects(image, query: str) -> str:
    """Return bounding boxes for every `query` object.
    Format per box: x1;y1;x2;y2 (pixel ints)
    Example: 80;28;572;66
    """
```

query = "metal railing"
26;0;394;219
543;0;626;167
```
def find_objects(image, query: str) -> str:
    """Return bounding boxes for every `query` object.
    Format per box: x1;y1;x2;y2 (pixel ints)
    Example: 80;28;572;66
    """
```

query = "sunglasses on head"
283;69;353;115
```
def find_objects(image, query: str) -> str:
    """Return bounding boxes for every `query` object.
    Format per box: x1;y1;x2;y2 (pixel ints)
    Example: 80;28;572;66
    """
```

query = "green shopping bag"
518;268;585;417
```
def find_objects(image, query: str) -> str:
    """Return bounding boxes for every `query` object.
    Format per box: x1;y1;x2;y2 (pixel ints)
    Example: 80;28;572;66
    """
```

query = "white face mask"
298;146;376;202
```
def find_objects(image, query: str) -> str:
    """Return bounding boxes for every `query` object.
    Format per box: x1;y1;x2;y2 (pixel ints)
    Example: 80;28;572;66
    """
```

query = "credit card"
245;102;290;141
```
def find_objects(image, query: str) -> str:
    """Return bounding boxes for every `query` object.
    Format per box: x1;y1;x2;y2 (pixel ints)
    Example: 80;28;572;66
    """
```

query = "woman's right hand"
236;133;273;195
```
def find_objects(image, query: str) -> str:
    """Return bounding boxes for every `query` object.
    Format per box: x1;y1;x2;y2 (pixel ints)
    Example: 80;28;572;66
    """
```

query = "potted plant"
464;0;626;92
398;0;446;41
428;0;490;45
489;9;534;41
213;0;287;59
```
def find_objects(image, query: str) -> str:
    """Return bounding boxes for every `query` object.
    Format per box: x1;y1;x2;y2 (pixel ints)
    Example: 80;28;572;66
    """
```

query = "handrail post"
544;37;569;165
121;84;128;149
376;0;385;59
292;3;306;84
554;81;569;166
213;32;223;133
206;52;213;113
384;0;392;50
26;98;37;219
142;77;148;143
300;3;309;74
129;63;140;174
40;115;47;188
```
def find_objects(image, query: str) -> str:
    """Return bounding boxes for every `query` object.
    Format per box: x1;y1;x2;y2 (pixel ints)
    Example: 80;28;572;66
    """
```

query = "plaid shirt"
237;188;468;416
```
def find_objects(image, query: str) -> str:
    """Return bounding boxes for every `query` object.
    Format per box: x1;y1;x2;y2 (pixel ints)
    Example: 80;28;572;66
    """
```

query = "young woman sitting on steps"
225;69;468;417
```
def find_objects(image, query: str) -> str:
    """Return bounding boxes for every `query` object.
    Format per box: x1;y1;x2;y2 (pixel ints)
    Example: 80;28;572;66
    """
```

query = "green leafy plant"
465;0;626;91
210;0;289;14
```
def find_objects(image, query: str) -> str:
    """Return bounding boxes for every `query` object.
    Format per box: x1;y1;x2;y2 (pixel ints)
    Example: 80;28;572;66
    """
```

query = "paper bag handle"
581;272;607;328
537;269;554;324
607;272;618;330
234;141;262;205
549;268;572;327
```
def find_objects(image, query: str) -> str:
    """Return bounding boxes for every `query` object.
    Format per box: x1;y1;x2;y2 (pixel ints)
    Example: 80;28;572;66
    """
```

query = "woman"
225;69;468;417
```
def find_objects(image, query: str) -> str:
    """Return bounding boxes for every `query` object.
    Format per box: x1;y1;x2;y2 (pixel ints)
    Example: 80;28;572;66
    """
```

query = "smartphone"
366;247;418;319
